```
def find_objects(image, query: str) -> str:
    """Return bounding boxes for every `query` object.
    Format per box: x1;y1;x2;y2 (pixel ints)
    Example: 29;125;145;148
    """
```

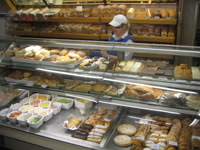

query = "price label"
139;119;148;124
118;89;124;95
167;17;171;19
103;95;112;99
41;84;47;88
84;14;89;17
145;117;152;121
76;6;83;12
151;143;160;150
143;34;148;36
28;17;33;21
154;16;160;19
136;136;145;141
129;16;134;19
133;34;137;36
154;130;162;134
21;17;26;21
192;136;200;140
146;16;151;19
102;29;106;33
169;141;178;146
14;17;18;21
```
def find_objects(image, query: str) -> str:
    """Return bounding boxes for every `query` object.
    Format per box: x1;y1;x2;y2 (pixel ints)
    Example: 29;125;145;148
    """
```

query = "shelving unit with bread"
0;37;200;150
7;0;179;44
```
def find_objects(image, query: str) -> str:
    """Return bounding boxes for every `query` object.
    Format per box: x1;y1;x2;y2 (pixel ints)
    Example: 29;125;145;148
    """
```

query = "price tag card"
21;17;26;21
102;29;106;33
154;130;162;134
28;17;33;21
139;119;148;125
133;34;137;36
192;136;200;140
136;136;145;141
103;95;112;99
14;17;18;21
146;16;151;19
41;84;47;88
167;17;171;19
169;141;178;146
154;16;160;19
143;34;148;36
118;89;124;95
84;14;89;17
151;143;160;150
129;16;134;19
76;6;83;12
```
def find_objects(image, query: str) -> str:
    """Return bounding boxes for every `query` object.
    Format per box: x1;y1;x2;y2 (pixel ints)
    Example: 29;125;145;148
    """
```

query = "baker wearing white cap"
101;14;133;61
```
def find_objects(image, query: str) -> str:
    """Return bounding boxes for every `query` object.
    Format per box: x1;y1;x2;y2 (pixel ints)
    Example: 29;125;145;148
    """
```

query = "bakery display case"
6;0;179;44
0;37;200;150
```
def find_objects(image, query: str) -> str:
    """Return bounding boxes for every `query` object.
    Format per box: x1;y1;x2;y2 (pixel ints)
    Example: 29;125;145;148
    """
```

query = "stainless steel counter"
0;106;121;150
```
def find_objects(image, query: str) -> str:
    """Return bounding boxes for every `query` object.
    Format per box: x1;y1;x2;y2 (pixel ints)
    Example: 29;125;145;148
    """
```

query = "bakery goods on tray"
130;62;144;74
106;84;126;96
72;83;93;93
64;117;82;130
92;82;110;93
192;122;200;149
130;139;145;150
64;79;82;90
186;95;200;110
174;64;192;80
72;107;117;144
159;91;186;106
124;85;162;100
122;60;135;72
117;124;136;136
114;135;133;146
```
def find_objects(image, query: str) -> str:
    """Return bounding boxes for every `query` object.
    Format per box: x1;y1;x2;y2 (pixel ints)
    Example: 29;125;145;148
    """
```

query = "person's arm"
100;51;117;60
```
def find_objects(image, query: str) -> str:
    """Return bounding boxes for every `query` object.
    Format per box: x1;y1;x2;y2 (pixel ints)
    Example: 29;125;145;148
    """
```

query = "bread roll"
153;10;161;18
161;26;168;37
168;26;175;37
50;49;60;55
59;49;68;56
168;9;177;19
161;9;168;18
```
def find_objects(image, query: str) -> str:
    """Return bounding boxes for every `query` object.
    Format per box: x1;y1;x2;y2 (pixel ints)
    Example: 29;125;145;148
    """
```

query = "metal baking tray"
40;56;88;69
11;57;41;65
0;102;121;150
4;77;35;86
0;87;28;109
103;108;186;150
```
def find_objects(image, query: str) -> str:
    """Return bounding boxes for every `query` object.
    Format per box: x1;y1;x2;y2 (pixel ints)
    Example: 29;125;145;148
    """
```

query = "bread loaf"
161;9;168;18
127;8;135;18
168;9;176;19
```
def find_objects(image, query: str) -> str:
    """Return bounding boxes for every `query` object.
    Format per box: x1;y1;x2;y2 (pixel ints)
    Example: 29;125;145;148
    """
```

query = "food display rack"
0;37;200;150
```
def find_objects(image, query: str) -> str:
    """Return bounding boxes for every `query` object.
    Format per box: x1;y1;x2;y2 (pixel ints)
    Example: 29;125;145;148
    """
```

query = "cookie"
114;135;133;146
117;124;137;136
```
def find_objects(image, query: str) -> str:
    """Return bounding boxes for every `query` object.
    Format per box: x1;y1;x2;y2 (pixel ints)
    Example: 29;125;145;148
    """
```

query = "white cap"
109;14;128;27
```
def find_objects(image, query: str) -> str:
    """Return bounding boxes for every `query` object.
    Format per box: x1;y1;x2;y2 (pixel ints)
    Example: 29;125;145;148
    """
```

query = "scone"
117;124;137;136
114;135;133;146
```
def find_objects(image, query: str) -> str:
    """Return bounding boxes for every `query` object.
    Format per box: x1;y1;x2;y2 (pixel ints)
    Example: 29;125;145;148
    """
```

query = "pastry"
114;135;133;146
72;84;92;93
186;95;200;110
174;64;192;80
192;67;200;80
59;49;68;56
130;62;144;74
64;117;82;129
122;60;135;72
87;137;102;143
77;51;86;57
92;83;109;93
50;49;60;55
146;9;152;18
117;124;137;136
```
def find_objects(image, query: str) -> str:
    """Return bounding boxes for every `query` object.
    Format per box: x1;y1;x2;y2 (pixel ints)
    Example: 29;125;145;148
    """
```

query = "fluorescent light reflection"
99;100;181;115
36;68;102;80
103;78;198;95
190;119;199;126
65;93;97;103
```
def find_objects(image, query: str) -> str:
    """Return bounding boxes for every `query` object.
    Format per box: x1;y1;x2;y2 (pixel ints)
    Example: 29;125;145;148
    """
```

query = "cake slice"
130;62;144;74
192;67;200;80
122;60;135;72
